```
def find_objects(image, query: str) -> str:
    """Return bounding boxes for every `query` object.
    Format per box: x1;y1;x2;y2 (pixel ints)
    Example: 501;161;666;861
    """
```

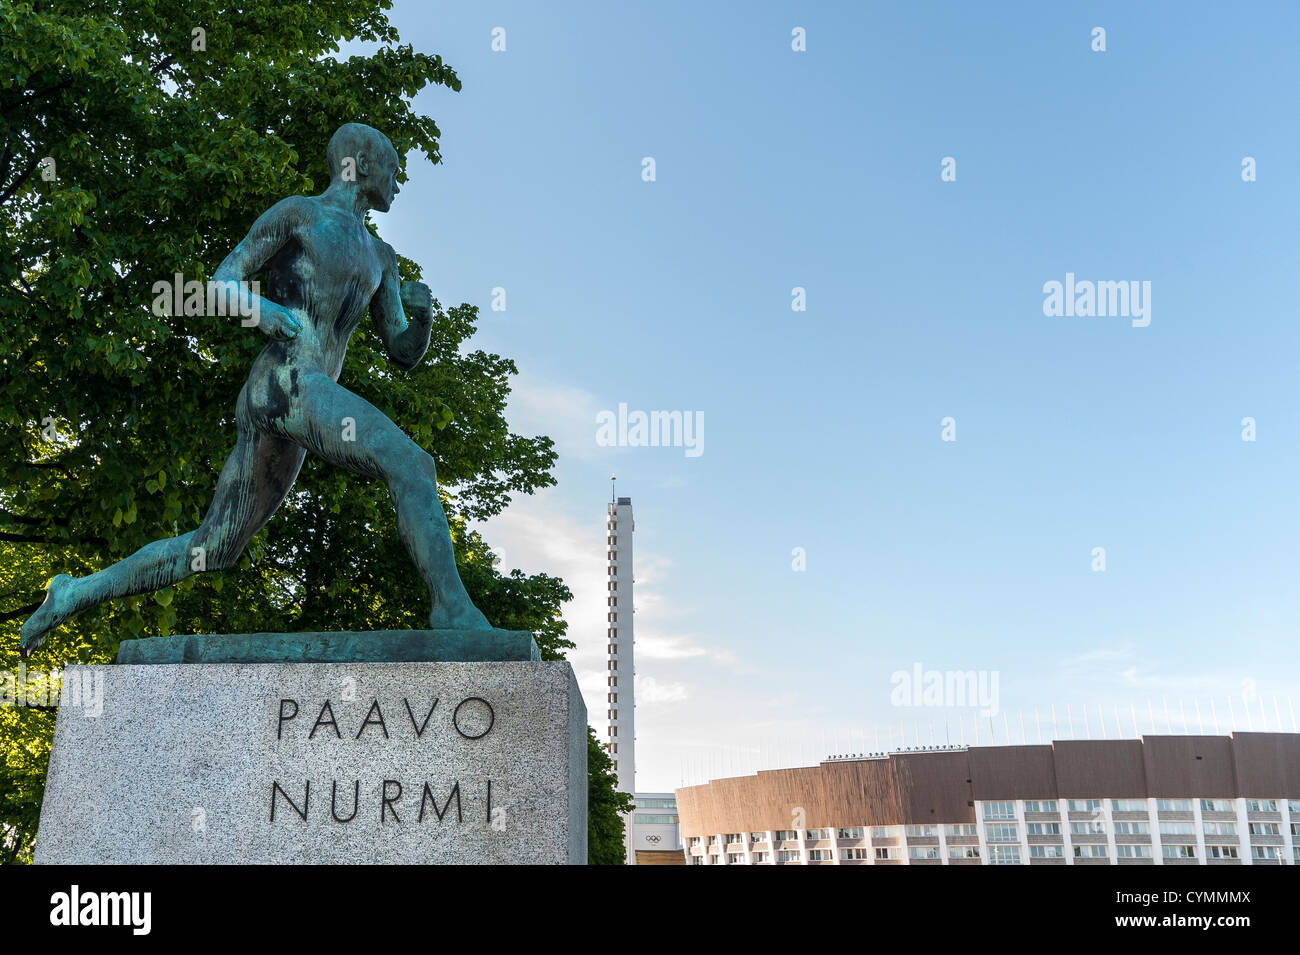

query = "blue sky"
352;1;1300;790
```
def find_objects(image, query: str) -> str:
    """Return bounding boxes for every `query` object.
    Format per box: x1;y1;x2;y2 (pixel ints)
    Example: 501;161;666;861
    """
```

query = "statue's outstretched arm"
212;196;312;341
369;239;432;371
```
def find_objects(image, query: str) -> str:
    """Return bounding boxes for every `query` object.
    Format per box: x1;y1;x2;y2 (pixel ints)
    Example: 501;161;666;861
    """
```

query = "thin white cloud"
636;630;735;666
636;675;689;705
1060;647;1134;667
505;371;605;462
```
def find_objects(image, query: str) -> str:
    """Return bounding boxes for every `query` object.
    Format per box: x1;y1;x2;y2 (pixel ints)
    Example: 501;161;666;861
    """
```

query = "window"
948;846;980;859
1292;824;1300;838
1159;822;1194;836
1073;845;1108;858
1071;820;1106;835
1113;822;1149;835
870;827;895;840
989;845;1021;865
1116;844;1152;859
1206;846;1238;859
726;853;743;864
1068;799;1103;813
1245;799;1278;813
945;824;977;837
875;847;896;860
805;828;829;841
983;801;1016;820
724;833;742;844
985;824;1019;843
1112;799;1146;812
1026;822;1061;836
774;829;797;842
908;846;940;860
1199;798;1233;813
1030;845;1064;858
840;848;870;860
807;849;832;861
707;835;719;845
837;827;864;839
688;836;701;847
750;851;771;863
904;825;937;837
1156;799;1192;812
636;798;675;809
750;832;767;843
1162;845;1196;859
1248;822;1280;836
1202;822;1236;836
1023;800;1058;813
1251;846;1283;861
1289;800;1300;814
776;850;800;863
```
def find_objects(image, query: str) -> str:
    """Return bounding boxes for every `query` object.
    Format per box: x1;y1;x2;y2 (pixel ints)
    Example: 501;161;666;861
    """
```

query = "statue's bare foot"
19;574;77;658
429;599;491;631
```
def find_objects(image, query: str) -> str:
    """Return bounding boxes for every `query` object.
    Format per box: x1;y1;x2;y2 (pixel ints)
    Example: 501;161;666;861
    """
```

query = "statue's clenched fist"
400;281;432;322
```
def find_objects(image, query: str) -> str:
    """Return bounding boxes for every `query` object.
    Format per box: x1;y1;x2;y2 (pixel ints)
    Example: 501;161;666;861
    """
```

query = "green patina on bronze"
20;123;497;660
115;629;540;664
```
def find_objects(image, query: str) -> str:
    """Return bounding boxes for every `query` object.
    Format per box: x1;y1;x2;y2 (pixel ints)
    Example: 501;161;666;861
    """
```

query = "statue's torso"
242;198;385;427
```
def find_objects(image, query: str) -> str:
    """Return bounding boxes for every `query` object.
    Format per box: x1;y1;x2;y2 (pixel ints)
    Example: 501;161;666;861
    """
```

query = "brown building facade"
675;733;1300;865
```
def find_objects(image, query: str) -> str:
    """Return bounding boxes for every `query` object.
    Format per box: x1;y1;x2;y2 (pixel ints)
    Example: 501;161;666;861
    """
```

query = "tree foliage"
0;0;615;864
587;726;634;865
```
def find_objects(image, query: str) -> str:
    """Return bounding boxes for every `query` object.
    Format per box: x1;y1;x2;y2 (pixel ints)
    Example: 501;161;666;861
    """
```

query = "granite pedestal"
36;631;587;865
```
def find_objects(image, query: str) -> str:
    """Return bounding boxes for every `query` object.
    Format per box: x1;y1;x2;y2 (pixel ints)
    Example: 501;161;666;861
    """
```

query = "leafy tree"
0;0;610;863
587;726;634;865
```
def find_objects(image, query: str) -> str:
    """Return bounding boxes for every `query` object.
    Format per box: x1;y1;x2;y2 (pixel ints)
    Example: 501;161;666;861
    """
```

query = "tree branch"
0;508;69;527
0;153;42;205
0;601;40;623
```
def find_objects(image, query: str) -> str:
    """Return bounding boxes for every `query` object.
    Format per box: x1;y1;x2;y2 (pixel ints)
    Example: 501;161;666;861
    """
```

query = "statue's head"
326;123;400;212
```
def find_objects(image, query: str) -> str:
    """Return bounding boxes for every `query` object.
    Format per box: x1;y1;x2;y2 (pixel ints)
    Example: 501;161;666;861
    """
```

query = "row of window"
693;820;1300;851
984;798;1297;819
692;808;1300;848
695;844;1300;864
990;821;1292;839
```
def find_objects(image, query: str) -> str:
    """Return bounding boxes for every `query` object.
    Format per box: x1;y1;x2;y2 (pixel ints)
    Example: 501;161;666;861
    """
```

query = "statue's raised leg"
19;426;304;656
